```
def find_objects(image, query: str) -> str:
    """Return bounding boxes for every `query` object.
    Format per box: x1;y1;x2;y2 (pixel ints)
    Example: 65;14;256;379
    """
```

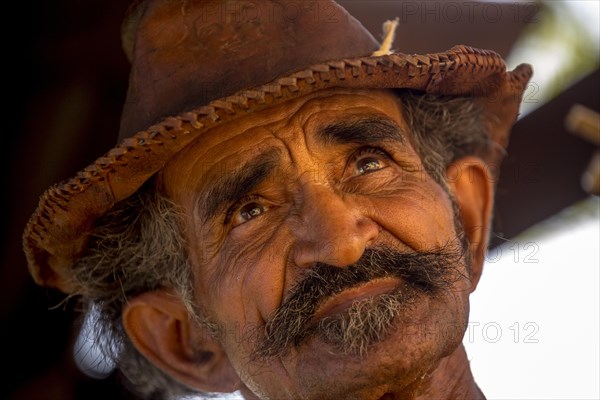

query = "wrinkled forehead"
160;88;411;200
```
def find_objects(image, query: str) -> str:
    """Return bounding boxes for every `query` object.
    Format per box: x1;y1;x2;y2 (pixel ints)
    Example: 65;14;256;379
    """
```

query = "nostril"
291;215;382;269
291;236;365;269
321;234;369;267
360;219;382;249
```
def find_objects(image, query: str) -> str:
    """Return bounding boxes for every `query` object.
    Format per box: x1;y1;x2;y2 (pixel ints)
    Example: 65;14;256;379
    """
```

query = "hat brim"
23;45;532;293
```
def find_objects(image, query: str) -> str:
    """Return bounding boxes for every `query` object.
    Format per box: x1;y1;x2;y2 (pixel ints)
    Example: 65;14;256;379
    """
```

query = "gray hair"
395;89;490;188
71;183;198;398
70;90;488;398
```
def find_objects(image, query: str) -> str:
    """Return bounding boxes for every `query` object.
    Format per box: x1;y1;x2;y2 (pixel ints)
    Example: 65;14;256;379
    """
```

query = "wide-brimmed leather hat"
24;0;532;293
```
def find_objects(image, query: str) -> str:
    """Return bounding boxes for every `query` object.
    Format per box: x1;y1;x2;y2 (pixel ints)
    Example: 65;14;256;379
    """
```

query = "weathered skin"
123;89;493;399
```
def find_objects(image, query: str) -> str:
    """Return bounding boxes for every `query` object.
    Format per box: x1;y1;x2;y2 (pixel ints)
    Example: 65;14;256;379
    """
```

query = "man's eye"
225;195;270;227
356;156;383;174
352;147;390;175
239;202;265;222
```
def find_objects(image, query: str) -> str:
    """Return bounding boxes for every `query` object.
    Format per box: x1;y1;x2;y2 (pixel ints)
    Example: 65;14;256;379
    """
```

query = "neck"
411;344;485;400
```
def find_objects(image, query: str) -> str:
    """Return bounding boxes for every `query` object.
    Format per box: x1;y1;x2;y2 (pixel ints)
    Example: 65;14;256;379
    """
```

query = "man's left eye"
352;147;390;175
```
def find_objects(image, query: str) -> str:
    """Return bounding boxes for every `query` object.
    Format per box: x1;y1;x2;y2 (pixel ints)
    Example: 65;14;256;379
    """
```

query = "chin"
260;294;469;399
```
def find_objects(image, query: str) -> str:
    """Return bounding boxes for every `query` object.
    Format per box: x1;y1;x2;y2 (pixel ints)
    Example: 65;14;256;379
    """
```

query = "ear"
445;156;495;291
122;290;240;393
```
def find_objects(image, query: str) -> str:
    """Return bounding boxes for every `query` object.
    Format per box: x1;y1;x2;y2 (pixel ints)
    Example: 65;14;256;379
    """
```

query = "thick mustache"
252;244;466;360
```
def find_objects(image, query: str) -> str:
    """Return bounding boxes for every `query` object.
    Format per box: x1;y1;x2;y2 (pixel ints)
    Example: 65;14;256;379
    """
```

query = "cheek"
192;236;289;351
370;182;456;250
198;254;295;393
427;291;471;357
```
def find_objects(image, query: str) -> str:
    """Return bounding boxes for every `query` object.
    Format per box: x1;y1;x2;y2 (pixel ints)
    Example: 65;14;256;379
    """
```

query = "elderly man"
24;1;532;399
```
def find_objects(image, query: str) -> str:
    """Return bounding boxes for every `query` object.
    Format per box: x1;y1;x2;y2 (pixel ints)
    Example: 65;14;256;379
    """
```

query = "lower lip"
313;277;402;320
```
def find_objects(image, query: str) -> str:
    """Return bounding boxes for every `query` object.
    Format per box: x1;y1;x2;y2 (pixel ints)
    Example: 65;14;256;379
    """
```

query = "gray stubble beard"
316;285;419;357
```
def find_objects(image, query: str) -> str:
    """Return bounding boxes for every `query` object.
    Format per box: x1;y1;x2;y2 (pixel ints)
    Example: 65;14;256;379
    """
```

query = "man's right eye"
225;194;271;227
239;202;266;222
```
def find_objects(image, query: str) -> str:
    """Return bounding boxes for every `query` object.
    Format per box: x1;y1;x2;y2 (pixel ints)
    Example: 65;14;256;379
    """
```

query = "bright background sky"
465;196;599;399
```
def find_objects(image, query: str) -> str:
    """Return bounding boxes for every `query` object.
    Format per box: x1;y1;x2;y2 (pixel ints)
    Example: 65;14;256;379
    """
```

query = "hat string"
372;18;399;57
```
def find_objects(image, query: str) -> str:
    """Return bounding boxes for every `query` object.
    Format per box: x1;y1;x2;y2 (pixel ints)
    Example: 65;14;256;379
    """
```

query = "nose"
291;184;380;268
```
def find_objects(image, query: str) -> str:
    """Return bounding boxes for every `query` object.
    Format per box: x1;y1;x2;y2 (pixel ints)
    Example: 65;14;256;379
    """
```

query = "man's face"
161;89;475;398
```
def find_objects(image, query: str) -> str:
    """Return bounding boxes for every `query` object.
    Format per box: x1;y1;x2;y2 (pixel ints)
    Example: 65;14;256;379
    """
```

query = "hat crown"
119;0;378;139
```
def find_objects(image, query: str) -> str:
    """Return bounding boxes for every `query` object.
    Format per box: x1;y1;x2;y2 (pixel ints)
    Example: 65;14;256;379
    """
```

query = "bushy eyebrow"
316;116;406;146
198;116;405;223
198;149;280;223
